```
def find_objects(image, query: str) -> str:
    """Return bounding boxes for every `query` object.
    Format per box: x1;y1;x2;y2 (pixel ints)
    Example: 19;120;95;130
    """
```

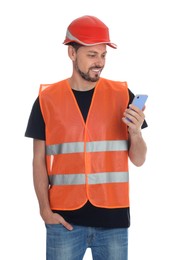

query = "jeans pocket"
45;223;61;228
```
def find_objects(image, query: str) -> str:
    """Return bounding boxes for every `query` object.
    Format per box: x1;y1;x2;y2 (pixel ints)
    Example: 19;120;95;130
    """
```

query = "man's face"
74;44;107;82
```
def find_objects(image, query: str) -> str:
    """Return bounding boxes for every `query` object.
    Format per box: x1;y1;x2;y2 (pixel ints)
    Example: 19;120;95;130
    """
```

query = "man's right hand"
41;209;73;231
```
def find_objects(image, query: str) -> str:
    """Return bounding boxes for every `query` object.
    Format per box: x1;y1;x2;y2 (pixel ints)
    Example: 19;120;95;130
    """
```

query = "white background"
0;0;171;259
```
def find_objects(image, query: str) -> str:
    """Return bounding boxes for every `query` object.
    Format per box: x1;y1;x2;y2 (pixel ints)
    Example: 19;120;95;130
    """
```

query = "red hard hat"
63;15;117;49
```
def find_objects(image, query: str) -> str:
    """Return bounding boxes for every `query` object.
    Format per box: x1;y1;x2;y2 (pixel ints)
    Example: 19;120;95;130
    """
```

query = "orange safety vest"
39;78;129;210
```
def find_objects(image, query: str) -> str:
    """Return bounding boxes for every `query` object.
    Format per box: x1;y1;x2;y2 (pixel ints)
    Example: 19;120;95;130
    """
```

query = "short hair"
67;42;83;52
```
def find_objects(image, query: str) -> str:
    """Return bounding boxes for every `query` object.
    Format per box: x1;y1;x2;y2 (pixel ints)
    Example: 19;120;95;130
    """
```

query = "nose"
94;57;105;67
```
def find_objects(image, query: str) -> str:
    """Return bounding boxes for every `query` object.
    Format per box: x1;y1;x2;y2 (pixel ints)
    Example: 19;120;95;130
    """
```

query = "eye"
88;54;96;58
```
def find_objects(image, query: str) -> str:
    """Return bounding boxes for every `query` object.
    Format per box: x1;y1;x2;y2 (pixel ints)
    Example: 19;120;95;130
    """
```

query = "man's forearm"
33;158;52;218
33;138;52;220
128;131;147;167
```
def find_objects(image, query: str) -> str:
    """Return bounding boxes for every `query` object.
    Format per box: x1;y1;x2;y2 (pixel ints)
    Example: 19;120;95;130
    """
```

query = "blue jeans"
46;224;128;260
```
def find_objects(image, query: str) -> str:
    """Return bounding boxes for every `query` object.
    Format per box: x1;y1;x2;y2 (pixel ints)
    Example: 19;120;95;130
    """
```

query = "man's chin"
79;71;100;82
89;74;100;82
91;78;100;82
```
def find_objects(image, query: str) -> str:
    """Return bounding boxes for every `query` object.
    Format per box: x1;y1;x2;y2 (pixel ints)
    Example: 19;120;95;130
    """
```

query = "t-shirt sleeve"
128;89;148;129
25;97;45;140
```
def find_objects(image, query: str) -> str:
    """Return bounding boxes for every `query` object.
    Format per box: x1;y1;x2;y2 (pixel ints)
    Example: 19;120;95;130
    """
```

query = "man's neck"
68;77;97;91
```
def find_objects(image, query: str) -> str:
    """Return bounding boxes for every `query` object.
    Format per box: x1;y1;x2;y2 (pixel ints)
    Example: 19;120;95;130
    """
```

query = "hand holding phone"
125;94;148;122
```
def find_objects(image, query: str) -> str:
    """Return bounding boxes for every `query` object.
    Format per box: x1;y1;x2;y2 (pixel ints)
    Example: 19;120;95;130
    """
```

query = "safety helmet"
63;15;117;49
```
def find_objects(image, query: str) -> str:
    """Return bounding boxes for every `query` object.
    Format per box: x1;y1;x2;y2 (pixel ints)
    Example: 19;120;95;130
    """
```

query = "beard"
75;61;102;82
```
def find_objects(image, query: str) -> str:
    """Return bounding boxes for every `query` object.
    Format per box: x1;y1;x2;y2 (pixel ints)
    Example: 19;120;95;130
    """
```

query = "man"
25;15;147;260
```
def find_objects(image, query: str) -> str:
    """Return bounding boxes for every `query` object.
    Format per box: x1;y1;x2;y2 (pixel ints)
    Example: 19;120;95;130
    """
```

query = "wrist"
129;129;142;139
40;207;52;220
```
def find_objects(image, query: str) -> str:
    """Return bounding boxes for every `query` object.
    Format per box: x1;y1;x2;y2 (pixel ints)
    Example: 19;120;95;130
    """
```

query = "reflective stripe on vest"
46;140;128;155
47;140;129;187
49;171;129;186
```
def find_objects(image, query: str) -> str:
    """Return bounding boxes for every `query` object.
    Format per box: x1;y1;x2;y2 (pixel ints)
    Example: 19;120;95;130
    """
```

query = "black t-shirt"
25;87;147;228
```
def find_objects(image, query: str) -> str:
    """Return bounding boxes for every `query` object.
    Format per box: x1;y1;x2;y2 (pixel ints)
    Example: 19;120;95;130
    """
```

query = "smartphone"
131;94;148;110
125;94;148;122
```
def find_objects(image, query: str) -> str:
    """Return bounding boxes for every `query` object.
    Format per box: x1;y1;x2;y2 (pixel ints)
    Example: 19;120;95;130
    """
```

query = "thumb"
142;105;146;111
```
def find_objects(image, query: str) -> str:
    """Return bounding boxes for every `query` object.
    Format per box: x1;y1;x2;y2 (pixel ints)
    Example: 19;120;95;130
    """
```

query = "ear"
68;45;76;61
